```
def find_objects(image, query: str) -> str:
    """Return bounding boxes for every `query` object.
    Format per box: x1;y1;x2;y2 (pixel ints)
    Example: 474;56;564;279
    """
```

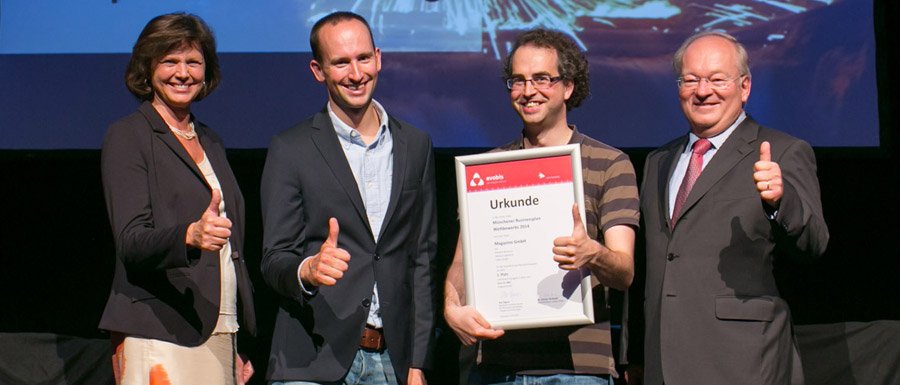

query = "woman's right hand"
236;354;254;385
186;189;232;251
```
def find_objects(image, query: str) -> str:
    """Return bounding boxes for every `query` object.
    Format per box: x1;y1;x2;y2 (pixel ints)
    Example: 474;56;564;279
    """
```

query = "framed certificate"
455;144;593;330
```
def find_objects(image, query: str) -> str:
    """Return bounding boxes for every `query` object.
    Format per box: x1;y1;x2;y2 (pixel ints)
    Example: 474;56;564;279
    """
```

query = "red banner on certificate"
465;155;573;192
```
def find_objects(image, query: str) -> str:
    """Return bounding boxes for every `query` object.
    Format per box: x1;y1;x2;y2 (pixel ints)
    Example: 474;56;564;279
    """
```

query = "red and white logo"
466;155;572;192
469;172;485;187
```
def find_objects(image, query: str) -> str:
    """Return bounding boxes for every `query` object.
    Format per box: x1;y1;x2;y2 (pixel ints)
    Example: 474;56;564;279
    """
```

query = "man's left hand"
754;141;783;208
553;204;604;270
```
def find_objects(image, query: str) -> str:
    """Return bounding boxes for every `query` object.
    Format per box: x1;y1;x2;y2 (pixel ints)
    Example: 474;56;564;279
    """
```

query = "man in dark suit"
639;32;829;385
260;11;437;385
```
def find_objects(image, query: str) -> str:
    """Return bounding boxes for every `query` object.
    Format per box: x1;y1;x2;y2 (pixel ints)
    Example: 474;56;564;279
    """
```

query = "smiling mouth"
343;80;369;92
519;100;544;115
694;101;719;108
520;98;545;109
169;83;196;91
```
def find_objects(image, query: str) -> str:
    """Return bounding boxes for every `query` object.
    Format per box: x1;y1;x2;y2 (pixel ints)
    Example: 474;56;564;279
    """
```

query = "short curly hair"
503;29;589;111
124;13;220;102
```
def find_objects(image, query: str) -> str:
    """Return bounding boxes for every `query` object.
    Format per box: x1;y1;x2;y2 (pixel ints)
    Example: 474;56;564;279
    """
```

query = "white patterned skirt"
112;332;237;385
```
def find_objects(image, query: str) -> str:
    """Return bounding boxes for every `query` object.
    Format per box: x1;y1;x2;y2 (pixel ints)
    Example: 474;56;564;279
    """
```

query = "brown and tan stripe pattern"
479;127;640;376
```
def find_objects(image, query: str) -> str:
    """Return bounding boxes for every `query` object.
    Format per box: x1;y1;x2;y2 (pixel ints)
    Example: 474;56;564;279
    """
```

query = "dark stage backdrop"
2;146;899;385
0;0;880;149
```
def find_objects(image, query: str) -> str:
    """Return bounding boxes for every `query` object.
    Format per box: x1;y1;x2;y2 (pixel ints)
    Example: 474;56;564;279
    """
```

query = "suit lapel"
678;119;759;221
309;111;372;236
139;102;207;184
659;138;686;233
379;116;407;238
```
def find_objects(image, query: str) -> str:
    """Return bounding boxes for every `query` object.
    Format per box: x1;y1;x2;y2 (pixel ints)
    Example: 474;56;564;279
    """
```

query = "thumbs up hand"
187;189;233;251
753;141;783;207
301;217;351;287
553;204;604;270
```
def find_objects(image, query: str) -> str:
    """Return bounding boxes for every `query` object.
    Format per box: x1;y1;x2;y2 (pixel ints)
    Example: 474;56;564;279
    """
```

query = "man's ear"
310;59;325;82
740;75;751;104
375;47;382;72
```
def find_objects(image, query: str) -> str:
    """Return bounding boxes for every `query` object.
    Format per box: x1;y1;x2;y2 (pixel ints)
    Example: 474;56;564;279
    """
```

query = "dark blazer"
99;101;256;346
260;109;437;383
640;117;828;385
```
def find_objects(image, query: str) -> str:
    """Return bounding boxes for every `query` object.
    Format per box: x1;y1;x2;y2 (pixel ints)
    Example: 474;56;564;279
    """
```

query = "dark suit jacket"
640;117;828;385
260;109;437;383
99;101;256;346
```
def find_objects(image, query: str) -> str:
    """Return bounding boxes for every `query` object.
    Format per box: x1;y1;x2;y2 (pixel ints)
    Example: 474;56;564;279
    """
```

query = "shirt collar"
515;125;580;149
685;111;745;153
327;100;390;145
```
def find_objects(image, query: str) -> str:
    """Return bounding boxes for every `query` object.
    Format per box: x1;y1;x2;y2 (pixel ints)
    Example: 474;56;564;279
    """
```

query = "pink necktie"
671;138;712;225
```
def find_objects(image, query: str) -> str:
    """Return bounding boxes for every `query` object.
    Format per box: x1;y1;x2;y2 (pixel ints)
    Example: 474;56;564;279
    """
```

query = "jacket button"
666;253;677;261
374;253;381;261
362;298;371;307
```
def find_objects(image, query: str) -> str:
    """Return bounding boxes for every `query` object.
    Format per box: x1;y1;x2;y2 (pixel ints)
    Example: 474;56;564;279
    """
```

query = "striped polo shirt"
478;126;640;376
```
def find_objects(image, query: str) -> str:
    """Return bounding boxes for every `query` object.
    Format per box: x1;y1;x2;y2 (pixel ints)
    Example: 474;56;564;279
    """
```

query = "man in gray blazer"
260;11;437;385
639;31;829;385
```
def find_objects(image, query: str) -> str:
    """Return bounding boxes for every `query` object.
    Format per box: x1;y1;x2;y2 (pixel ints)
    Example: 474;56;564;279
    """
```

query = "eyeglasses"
506;75;563;90
677;75;743;90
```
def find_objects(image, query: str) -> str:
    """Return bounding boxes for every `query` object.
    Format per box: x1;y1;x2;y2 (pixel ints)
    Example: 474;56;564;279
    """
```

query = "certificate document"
455;145;593;330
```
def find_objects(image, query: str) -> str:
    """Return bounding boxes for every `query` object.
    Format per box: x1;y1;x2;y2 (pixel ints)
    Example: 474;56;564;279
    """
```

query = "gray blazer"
260;109;437;383
640;117;828;385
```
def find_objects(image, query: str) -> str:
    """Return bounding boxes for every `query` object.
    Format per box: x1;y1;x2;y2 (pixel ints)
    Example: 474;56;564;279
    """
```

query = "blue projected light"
0;1;483;53
0;0;881;148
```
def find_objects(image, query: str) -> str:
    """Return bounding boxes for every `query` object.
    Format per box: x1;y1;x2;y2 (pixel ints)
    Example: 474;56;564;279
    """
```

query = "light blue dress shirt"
327;100;393;328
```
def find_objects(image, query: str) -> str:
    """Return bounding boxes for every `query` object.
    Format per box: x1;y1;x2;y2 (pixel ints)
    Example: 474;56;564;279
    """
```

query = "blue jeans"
471;370;611;385
271;349;398;385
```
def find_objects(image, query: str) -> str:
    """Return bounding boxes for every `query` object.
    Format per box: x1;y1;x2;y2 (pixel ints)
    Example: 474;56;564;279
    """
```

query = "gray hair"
673;31;751;79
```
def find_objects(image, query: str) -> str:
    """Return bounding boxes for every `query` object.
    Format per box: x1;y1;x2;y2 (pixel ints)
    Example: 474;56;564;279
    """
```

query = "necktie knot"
692;138;712;155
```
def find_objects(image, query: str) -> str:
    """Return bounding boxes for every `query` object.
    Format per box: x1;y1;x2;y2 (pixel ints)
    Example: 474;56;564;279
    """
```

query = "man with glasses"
637;31;828;385
444;29;640;385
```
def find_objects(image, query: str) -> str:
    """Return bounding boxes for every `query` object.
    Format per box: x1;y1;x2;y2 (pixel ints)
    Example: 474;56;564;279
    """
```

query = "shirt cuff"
297;257;318;296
